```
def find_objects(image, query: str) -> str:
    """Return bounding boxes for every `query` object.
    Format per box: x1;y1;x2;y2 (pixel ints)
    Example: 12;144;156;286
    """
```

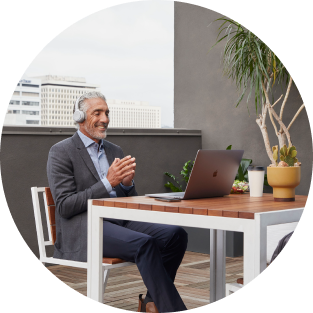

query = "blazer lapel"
103;141;114;166
72;132;100;181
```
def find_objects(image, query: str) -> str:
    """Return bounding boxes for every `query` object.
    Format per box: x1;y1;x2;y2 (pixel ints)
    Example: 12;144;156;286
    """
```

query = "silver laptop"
145;150;244;200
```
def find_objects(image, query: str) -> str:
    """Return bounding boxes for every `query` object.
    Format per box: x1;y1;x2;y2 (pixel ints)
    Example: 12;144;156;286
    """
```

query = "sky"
25;1;174;127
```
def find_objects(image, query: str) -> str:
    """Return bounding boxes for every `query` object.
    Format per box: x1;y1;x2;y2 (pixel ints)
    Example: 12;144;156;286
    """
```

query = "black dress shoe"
146;302;159;313
138;294;146;312
137;294;159;313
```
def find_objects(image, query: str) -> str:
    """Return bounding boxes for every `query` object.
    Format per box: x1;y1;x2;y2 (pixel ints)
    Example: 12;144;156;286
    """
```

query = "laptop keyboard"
166;192;185;197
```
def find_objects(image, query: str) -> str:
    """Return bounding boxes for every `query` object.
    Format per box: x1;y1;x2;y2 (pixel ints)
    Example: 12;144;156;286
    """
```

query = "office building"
35;75;161;128
107;99;161;128
5;77;41;126
33;75;99;127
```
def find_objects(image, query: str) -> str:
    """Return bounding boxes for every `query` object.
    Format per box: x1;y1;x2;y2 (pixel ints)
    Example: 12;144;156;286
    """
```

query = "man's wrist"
101;177;113;193
120;180;134;190
121;181;132;187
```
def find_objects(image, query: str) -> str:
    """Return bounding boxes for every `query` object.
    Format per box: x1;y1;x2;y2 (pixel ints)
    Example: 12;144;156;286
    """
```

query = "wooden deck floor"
48;251;243;311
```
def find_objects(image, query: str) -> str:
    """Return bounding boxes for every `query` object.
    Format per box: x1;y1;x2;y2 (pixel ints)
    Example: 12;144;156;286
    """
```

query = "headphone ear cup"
73;110;86;123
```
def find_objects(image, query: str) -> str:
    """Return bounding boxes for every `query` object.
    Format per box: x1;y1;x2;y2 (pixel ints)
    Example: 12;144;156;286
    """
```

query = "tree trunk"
277;131;287;149
268;104;292;147
256;118;275;165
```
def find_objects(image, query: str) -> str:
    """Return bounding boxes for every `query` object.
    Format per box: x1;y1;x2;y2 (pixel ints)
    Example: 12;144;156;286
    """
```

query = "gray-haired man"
47;91;188;313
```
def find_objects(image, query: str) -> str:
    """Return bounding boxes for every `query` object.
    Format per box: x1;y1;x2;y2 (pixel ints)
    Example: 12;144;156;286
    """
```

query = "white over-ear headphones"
73;95;86;123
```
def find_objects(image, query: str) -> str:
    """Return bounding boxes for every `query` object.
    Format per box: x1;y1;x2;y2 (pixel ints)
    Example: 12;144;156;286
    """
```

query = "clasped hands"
106;155;136;187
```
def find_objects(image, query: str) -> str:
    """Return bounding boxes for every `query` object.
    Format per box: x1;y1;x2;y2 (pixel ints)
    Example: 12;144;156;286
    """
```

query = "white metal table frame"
87;200;304;303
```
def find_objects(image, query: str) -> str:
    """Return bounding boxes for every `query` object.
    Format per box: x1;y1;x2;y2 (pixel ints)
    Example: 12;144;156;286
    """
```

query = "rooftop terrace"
48;251;243;310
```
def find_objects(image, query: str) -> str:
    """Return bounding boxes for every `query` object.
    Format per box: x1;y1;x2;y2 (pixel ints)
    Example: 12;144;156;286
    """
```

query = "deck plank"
48;251;244;311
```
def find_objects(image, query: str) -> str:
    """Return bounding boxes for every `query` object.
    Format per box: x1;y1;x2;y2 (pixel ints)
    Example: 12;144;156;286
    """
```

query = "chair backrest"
31;186;129;267
44;187;56;244
31;187;56;261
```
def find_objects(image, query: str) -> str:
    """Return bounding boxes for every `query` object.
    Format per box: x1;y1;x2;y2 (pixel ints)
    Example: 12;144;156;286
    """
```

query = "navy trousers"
102;220;188;313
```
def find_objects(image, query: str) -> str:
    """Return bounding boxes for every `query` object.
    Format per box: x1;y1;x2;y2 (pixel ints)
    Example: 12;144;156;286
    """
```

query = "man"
47;91;188;313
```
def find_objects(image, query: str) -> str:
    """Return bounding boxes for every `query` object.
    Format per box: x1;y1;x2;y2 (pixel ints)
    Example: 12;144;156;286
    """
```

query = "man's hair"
73;91;106;128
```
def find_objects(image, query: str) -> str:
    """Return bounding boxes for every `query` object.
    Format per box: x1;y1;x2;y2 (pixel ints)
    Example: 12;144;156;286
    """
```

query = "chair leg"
103;269;110;294
225;283;243;296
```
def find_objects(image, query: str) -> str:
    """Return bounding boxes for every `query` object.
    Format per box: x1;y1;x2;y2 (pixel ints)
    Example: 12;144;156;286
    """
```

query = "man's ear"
79;121;85;129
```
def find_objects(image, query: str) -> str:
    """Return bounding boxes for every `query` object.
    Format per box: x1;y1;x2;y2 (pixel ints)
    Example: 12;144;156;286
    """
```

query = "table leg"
210;229;226;302
256;214;268;274
87;203;104;302
243;216;267;285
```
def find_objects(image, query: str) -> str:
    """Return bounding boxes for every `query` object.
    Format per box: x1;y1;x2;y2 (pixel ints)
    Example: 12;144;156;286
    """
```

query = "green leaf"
164;182;183;192
235;158;252;181
226;145;232;150
164;172;178;182
291;150;297;158
164;172;182;190
180;160;194;183
280;144;287;156
273;150;278;162
182;160;191;171
210;17;290;113
237;163;245;181
240;158;252;176
285;155;295;167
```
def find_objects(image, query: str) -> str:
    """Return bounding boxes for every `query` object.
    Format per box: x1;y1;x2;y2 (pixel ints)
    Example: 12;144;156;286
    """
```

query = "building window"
22;110;39;115
26;120;40;124
22;101;39;106
22;84;40;88
9;100;20;105
7;110;20;114
13;91;20;96
21;92;39;97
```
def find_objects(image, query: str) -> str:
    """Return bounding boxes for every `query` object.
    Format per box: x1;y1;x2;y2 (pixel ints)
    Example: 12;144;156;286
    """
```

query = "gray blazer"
47;132;138;262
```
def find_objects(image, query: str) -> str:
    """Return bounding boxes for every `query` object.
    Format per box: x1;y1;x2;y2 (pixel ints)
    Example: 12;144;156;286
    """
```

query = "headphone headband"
74;95;82;111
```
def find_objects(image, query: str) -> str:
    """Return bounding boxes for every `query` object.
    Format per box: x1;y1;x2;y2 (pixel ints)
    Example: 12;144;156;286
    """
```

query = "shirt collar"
77;130;104;149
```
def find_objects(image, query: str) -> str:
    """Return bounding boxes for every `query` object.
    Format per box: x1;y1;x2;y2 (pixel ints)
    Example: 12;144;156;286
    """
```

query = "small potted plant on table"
268;145;301;201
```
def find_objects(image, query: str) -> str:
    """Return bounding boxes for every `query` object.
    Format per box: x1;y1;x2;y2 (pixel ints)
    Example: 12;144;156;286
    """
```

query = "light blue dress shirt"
77;130;133;198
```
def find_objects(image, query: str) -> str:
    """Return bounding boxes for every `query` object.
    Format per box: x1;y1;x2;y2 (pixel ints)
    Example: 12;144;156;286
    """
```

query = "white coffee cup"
248;166;265;197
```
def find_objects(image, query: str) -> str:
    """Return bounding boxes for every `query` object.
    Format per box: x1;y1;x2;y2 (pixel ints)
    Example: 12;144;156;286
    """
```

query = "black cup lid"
248;166;265;171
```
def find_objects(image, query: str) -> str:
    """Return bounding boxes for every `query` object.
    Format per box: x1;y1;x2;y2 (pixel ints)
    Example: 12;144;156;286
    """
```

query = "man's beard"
85;123;108;140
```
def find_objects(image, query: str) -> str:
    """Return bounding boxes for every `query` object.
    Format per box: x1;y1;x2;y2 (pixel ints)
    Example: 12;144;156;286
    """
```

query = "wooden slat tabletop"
92;194;307;219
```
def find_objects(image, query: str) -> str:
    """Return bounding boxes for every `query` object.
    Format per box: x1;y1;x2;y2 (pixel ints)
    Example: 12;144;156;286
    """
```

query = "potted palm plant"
212;18;305;201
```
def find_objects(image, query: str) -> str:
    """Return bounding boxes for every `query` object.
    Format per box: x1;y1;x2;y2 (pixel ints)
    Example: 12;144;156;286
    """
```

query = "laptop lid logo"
213;170;218;177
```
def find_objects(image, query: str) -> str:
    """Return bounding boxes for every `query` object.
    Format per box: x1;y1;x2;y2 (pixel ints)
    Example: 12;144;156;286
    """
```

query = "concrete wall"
174;2;312;196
